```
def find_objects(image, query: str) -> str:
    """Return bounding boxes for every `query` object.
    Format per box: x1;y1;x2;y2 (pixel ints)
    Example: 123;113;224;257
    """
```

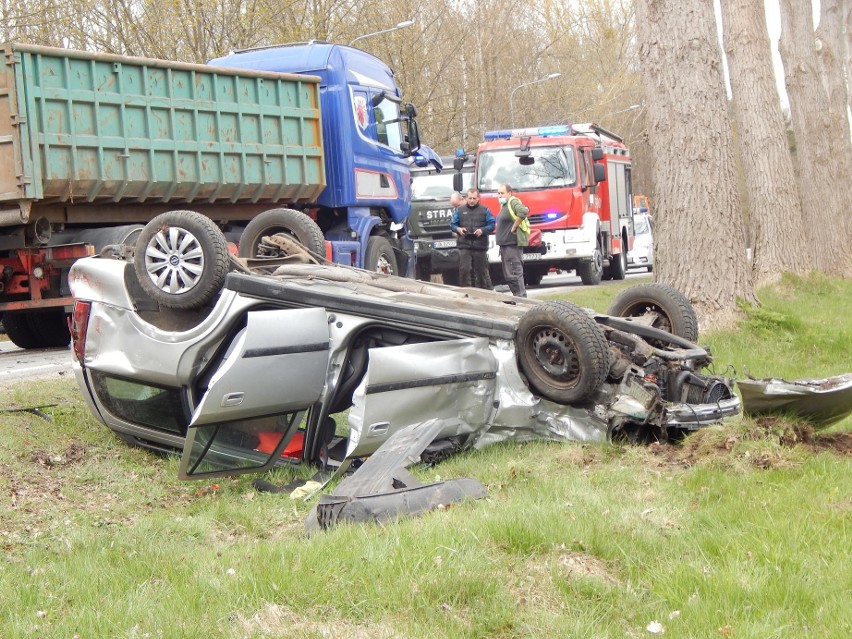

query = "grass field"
1;273;849;638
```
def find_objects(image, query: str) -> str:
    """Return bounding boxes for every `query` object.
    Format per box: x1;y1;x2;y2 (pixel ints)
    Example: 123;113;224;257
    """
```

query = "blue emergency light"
483;125;572;141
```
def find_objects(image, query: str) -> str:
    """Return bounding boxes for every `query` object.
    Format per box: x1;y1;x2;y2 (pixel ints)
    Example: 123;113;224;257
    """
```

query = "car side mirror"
591;147;604;161
593;164;606;183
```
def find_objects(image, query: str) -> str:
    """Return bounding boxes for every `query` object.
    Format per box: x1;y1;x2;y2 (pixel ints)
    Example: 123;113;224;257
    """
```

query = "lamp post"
509;72;561;127
349;19;416;46
600;103;642;120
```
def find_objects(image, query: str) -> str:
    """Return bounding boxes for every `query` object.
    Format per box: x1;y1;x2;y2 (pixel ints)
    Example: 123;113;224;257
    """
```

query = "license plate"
522;252;541;261
432;239;457;249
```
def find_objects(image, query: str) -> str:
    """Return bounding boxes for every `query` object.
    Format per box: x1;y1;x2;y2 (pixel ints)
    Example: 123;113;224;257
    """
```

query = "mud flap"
305;417;486;533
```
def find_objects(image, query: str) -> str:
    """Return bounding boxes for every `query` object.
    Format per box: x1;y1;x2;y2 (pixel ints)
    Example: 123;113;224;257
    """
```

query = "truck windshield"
411;171;473;201
477;147;575;192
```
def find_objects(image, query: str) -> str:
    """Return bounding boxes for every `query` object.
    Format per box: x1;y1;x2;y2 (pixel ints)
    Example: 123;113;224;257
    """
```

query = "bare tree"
779;0;851;276
634;0;756;328
720;0;808;286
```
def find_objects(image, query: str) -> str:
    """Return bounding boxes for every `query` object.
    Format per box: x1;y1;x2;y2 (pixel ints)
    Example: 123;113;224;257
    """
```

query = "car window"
91;372;186;434
634;215;652;235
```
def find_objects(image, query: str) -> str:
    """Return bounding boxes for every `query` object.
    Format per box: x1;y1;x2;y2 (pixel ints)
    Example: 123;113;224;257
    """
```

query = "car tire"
607;283;698;341
577;249;603;286
238;208;326;259
516;300;610;404
364;236;399;275
134;210;230;310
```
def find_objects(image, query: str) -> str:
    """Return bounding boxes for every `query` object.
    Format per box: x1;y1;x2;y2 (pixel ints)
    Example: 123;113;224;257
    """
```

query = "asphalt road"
0;339;73;388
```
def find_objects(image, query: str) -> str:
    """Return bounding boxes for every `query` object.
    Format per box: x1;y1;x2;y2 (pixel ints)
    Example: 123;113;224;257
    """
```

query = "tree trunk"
720;0;808;286
779;0;852;276
634;0;756;328
815;0;852;260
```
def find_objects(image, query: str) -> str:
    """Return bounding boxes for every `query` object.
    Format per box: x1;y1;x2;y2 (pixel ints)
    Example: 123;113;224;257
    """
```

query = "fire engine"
457;124;636;287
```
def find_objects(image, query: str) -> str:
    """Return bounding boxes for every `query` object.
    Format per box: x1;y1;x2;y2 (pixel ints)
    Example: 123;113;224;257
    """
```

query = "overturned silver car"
68;211;740;530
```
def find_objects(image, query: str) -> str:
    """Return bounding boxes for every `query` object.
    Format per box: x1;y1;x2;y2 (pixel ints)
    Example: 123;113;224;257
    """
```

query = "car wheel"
365;236;399;275
134;210;230;310
516;300;610;404
239;208;326;259
577;249;603;286
607;283;698;341
610;250;627;280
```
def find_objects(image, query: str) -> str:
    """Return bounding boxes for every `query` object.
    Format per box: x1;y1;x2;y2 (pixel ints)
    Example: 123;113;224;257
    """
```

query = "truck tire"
414;256;432;282
365;236;399;275
607;283;698;341
239;208;326;259
577;249;603;286
609;250;627;280
2;310;70;349
134;210;229;310
441;270;460;286
516;301;610;404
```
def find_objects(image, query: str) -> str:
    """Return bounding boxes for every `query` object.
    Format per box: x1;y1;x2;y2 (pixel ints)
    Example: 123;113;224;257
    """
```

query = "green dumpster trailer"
0;42;418;348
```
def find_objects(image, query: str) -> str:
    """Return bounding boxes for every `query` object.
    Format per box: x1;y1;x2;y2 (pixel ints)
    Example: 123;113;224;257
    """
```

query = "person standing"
495;183;530;297
450;188;495;289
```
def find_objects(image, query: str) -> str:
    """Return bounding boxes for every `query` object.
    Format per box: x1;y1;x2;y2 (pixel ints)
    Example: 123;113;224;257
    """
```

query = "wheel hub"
532;329;580;382
144;227;204;294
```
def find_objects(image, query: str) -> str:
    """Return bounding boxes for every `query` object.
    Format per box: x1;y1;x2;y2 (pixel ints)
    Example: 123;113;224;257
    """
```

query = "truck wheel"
414;257;432;282
577;249;603;286
239;208;326;258
1;310;70;349
516;301;610;404
441;270;460;286
134;210;229;310
525;269;545;287
607;283;698;341
609;250;627;280
365;236;399;276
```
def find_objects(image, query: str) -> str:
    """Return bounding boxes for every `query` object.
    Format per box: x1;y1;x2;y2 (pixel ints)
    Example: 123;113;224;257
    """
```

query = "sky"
714;0;822;111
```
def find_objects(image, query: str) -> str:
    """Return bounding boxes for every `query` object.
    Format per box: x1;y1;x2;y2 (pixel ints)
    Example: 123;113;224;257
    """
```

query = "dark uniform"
450;203;495;289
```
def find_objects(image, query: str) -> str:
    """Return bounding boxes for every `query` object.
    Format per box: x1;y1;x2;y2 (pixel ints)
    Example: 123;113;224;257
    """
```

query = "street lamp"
349;19;416;46
600;103;642;119
509;72;561;127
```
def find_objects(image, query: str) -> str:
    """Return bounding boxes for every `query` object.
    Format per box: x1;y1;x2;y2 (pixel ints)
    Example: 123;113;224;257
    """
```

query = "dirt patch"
646;420;851;469
233;603;402;638
28;441;88;469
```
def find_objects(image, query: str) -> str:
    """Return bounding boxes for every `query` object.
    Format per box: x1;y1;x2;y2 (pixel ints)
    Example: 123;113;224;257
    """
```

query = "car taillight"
69;301;91;363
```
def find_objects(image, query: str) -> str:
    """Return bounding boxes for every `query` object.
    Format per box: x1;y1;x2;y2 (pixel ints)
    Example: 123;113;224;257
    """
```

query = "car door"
178;307;331;479
345;337;499;459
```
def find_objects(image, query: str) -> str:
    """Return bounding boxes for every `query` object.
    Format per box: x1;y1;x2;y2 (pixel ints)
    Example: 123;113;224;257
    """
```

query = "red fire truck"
458;124;635;287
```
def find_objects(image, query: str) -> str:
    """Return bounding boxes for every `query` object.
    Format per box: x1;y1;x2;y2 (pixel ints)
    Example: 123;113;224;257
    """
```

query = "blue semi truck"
0;41;422;348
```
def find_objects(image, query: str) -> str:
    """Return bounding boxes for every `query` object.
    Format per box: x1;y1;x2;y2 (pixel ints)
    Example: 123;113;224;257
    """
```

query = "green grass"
1;273;850;638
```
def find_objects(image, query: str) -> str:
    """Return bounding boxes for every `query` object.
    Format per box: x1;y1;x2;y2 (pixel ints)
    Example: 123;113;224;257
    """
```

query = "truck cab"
210;42;421;275
407;155;474;284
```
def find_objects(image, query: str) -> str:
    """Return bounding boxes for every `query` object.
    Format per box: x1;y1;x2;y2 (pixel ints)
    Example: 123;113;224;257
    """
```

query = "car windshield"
411;171;473;201
635;215;652;235
477;146;576;192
